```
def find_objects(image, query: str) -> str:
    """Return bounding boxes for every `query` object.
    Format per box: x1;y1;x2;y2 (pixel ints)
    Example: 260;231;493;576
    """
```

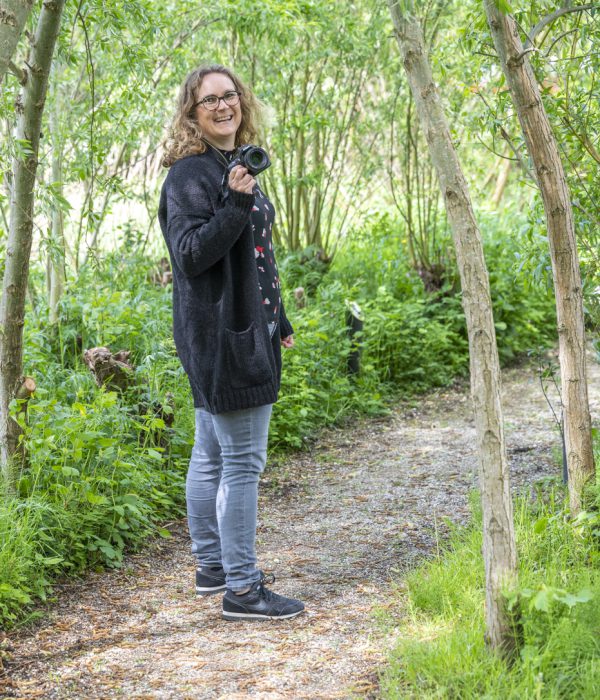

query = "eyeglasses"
195;90;241;111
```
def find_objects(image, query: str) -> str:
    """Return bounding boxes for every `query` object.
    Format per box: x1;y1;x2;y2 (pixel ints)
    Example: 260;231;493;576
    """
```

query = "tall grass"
379;479;600;699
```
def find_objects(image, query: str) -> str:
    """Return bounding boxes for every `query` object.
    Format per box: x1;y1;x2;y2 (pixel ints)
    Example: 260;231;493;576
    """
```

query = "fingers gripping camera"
221;145;271;199
229;145;271;176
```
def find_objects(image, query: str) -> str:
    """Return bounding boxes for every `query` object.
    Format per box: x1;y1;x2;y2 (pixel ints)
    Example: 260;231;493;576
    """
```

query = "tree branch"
543;28;579;56
475;90;538;183
8;59;26;84
524;4;598;50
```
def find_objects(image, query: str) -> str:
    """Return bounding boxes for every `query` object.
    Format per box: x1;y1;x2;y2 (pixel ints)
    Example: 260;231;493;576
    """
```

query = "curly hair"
161;64;264;168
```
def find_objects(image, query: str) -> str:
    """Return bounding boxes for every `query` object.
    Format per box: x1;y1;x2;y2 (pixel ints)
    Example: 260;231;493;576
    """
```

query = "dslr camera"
227;145;271;176
221;145;271;200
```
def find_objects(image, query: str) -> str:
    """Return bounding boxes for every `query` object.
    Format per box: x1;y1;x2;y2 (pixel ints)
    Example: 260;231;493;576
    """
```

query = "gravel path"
2;354;599;699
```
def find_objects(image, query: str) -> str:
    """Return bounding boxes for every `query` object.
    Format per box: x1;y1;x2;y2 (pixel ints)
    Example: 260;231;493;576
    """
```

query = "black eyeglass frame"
194;90;242;111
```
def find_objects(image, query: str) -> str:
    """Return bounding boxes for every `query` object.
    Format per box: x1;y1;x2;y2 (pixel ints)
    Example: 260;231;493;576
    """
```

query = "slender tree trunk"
389;0;518;654
0;0;65;491
484;1;595;514
0;0;33;87
491;158;511;208
48;91;65;325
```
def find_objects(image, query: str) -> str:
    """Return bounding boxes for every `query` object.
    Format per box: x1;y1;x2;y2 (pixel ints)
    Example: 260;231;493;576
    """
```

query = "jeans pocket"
224;322;273;389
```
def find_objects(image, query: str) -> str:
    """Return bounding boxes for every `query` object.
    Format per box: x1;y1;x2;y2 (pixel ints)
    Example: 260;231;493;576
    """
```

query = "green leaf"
123;503;142;516
86;491;109;505
0;583;32;604
39;556;64;566
531;587;551;612
533;516;548;534
94;539;118;560
157;528;172;538
494;0;513;13
554;589;594;608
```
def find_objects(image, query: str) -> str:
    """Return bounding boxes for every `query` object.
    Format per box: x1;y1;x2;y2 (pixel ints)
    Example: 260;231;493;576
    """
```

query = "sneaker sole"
222;609;305;621
196;584;227;597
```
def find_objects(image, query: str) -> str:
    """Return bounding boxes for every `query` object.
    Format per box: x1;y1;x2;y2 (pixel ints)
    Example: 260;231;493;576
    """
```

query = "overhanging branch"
524;3;598;50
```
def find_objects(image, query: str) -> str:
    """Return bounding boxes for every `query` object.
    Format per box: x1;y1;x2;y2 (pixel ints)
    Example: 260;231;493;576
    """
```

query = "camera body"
227;145;271;177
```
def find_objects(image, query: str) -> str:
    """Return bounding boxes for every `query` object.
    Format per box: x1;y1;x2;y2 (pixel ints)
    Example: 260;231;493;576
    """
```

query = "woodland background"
0;0;599;696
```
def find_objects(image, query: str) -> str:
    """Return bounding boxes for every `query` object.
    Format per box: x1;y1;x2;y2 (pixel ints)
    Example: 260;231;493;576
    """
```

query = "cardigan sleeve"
279;298;294;338
164;164;255;278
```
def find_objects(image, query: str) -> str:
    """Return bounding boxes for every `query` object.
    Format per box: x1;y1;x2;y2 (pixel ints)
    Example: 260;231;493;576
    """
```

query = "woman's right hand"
228;165;256;194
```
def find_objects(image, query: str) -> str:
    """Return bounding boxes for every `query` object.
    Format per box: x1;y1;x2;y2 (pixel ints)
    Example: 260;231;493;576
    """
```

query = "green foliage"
272;210;556;447
0;251;191;625
276;244;332;297
380;480;600;699
361;289;468;390
479;211;558;363
270;279;385;450
0;208;558;625
327;213;429;301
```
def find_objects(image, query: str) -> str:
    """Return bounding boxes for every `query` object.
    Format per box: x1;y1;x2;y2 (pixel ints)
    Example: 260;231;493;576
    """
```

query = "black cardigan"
158;150;293;413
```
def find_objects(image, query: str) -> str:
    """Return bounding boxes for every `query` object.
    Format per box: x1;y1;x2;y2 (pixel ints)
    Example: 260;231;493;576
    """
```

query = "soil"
1;353;599;700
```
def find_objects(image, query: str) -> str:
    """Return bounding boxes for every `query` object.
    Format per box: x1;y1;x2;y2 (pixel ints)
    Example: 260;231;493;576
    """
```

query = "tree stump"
294;287;306;309
148;257;173;287
83;347;134;392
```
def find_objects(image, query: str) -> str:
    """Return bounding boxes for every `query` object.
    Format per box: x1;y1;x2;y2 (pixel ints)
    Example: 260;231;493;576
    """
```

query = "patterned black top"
251;188;281;337
220;148;281;338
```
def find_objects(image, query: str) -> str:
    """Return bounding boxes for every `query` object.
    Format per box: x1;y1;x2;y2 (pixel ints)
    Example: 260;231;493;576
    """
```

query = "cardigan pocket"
224;321;273;389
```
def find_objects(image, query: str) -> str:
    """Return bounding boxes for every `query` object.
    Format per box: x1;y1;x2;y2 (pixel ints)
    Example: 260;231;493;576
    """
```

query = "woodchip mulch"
2;354;598;699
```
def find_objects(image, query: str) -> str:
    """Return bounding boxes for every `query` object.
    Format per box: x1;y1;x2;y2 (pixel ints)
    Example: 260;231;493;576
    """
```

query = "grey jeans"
186;404;273;591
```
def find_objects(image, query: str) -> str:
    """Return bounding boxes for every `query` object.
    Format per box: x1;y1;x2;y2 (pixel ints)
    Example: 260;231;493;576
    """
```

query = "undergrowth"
379;475;600;699
0;211;557;628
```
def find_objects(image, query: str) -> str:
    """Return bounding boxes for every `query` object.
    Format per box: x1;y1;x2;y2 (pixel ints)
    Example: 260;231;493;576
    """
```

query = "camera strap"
200;138;235;201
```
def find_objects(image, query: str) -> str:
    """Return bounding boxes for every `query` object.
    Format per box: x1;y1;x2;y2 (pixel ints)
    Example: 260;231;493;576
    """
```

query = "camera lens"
244;147;269;174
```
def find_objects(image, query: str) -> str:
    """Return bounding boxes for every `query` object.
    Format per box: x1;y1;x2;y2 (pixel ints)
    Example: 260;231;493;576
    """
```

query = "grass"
379;480;600;699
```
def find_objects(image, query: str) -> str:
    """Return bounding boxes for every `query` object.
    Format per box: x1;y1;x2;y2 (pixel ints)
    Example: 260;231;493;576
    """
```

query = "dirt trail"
2;355;599;700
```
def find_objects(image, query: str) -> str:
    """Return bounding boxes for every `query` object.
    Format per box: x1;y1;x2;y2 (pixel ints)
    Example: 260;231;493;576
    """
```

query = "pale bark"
491;158;511;208
48;70;65;325
389;0;518;653
0;0;33;87
0;0;65;491
484;1;595;514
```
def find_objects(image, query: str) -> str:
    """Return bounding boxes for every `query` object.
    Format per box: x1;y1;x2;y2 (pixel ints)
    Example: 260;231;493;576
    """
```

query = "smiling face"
194;72;243;151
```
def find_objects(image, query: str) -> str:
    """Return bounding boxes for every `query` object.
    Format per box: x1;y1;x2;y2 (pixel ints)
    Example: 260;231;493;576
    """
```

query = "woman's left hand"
281;335;294;349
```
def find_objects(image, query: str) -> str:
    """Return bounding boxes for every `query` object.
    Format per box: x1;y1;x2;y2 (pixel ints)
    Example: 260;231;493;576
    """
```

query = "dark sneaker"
196;566;226;596
222;572;305;621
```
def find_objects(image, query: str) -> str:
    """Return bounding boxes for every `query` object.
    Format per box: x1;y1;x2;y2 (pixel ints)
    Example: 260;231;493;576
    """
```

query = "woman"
158;65;304;621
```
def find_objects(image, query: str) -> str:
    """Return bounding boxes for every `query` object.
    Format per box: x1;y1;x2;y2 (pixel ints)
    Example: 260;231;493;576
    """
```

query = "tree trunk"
0;0;65;492
0;0;33;87
48;66;65;325
484;1;595;514
491;157;511;208
389;0;518;654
